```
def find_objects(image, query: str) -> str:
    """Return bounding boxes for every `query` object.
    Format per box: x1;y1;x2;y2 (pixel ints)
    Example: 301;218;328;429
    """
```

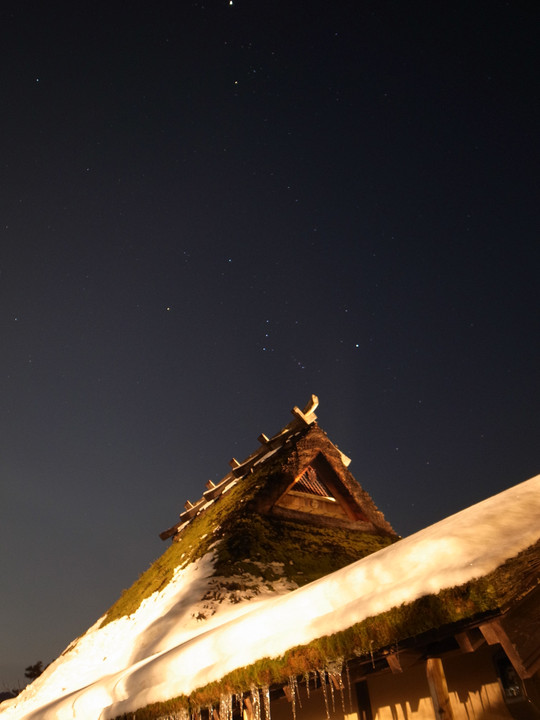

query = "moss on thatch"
111;540;539;720
100;462;269;627
101;448;394;627
112;696;189;720
215;514;393;586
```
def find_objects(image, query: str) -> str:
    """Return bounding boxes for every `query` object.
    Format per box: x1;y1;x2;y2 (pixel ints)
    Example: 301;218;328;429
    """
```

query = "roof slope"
4;472;539;720
100;398;396;627
1;398;398;719
3;398;538;720
160;395;396;540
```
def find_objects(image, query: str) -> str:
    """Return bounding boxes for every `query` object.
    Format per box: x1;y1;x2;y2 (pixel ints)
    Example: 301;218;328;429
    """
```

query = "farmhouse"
2;397;539;720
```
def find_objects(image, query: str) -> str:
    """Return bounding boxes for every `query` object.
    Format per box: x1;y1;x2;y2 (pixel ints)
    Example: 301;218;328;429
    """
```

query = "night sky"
1;0;538;688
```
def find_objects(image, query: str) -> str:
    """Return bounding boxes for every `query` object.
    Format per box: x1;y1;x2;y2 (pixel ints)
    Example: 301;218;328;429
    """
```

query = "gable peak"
160;396;396;541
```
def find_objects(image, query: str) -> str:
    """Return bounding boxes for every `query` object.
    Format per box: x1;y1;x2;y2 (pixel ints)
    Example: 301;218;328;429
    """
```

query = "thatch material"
101;435;396;627
160;402;397;542
109;540;540;720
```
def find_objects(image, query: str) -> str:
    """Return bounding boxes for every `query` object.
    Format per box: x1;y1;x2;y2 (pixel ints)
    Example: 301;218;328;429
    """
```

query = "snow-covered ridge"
3;474;539;720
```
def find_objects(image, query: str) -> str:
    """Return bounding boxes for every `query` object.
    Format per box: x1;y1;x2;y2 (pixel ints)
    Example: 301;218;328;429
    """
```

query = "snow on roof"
3;473;539;720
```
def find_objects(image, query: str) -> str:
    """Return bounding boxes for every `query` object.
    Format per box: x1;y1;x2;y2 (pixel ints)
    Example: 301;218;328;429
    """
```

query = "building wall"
444;645;514;719
368;645;513;720
367;662;438;720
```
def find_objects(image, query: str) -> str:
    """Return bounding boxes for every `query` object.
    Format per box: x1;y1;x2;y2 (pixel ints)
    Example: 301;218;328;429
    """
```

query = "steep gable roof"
6;470;539;720
3;398;538;720
160;395;396;541
96;398;397;630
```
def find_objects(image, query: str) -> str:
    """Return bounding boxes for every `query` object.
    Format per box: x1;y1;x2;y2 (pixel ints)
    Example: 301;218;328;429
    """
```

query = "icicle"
337;673;346;715
287;676;297;720
295;676;302;709
304;671;311;699
220;694;233;720
327;658;345;716
344;662;353;714
250;686;262;720
327;670;336;714
318;669;331;720
262;685;271;720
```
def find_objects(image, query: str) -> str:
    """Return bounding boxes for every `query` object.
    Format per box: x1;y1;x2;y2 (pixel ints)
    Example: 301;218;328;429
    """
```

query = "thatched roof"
160;395;396;541
102;398;397;628
3;399;538;720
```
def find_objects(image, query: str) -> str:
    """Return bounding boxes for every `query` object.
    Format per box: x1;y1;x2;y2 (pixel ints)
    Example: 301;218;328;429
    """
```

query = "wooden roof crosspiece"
291;394;319;426
159;395;396;541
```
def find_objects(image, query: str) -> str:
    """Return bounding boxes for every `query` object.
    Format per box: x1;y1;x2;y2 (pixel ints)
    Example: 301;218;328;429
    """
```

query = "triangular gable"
270;450;373;528
250;421;395;536
161;396;396;541
274;462;349;522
